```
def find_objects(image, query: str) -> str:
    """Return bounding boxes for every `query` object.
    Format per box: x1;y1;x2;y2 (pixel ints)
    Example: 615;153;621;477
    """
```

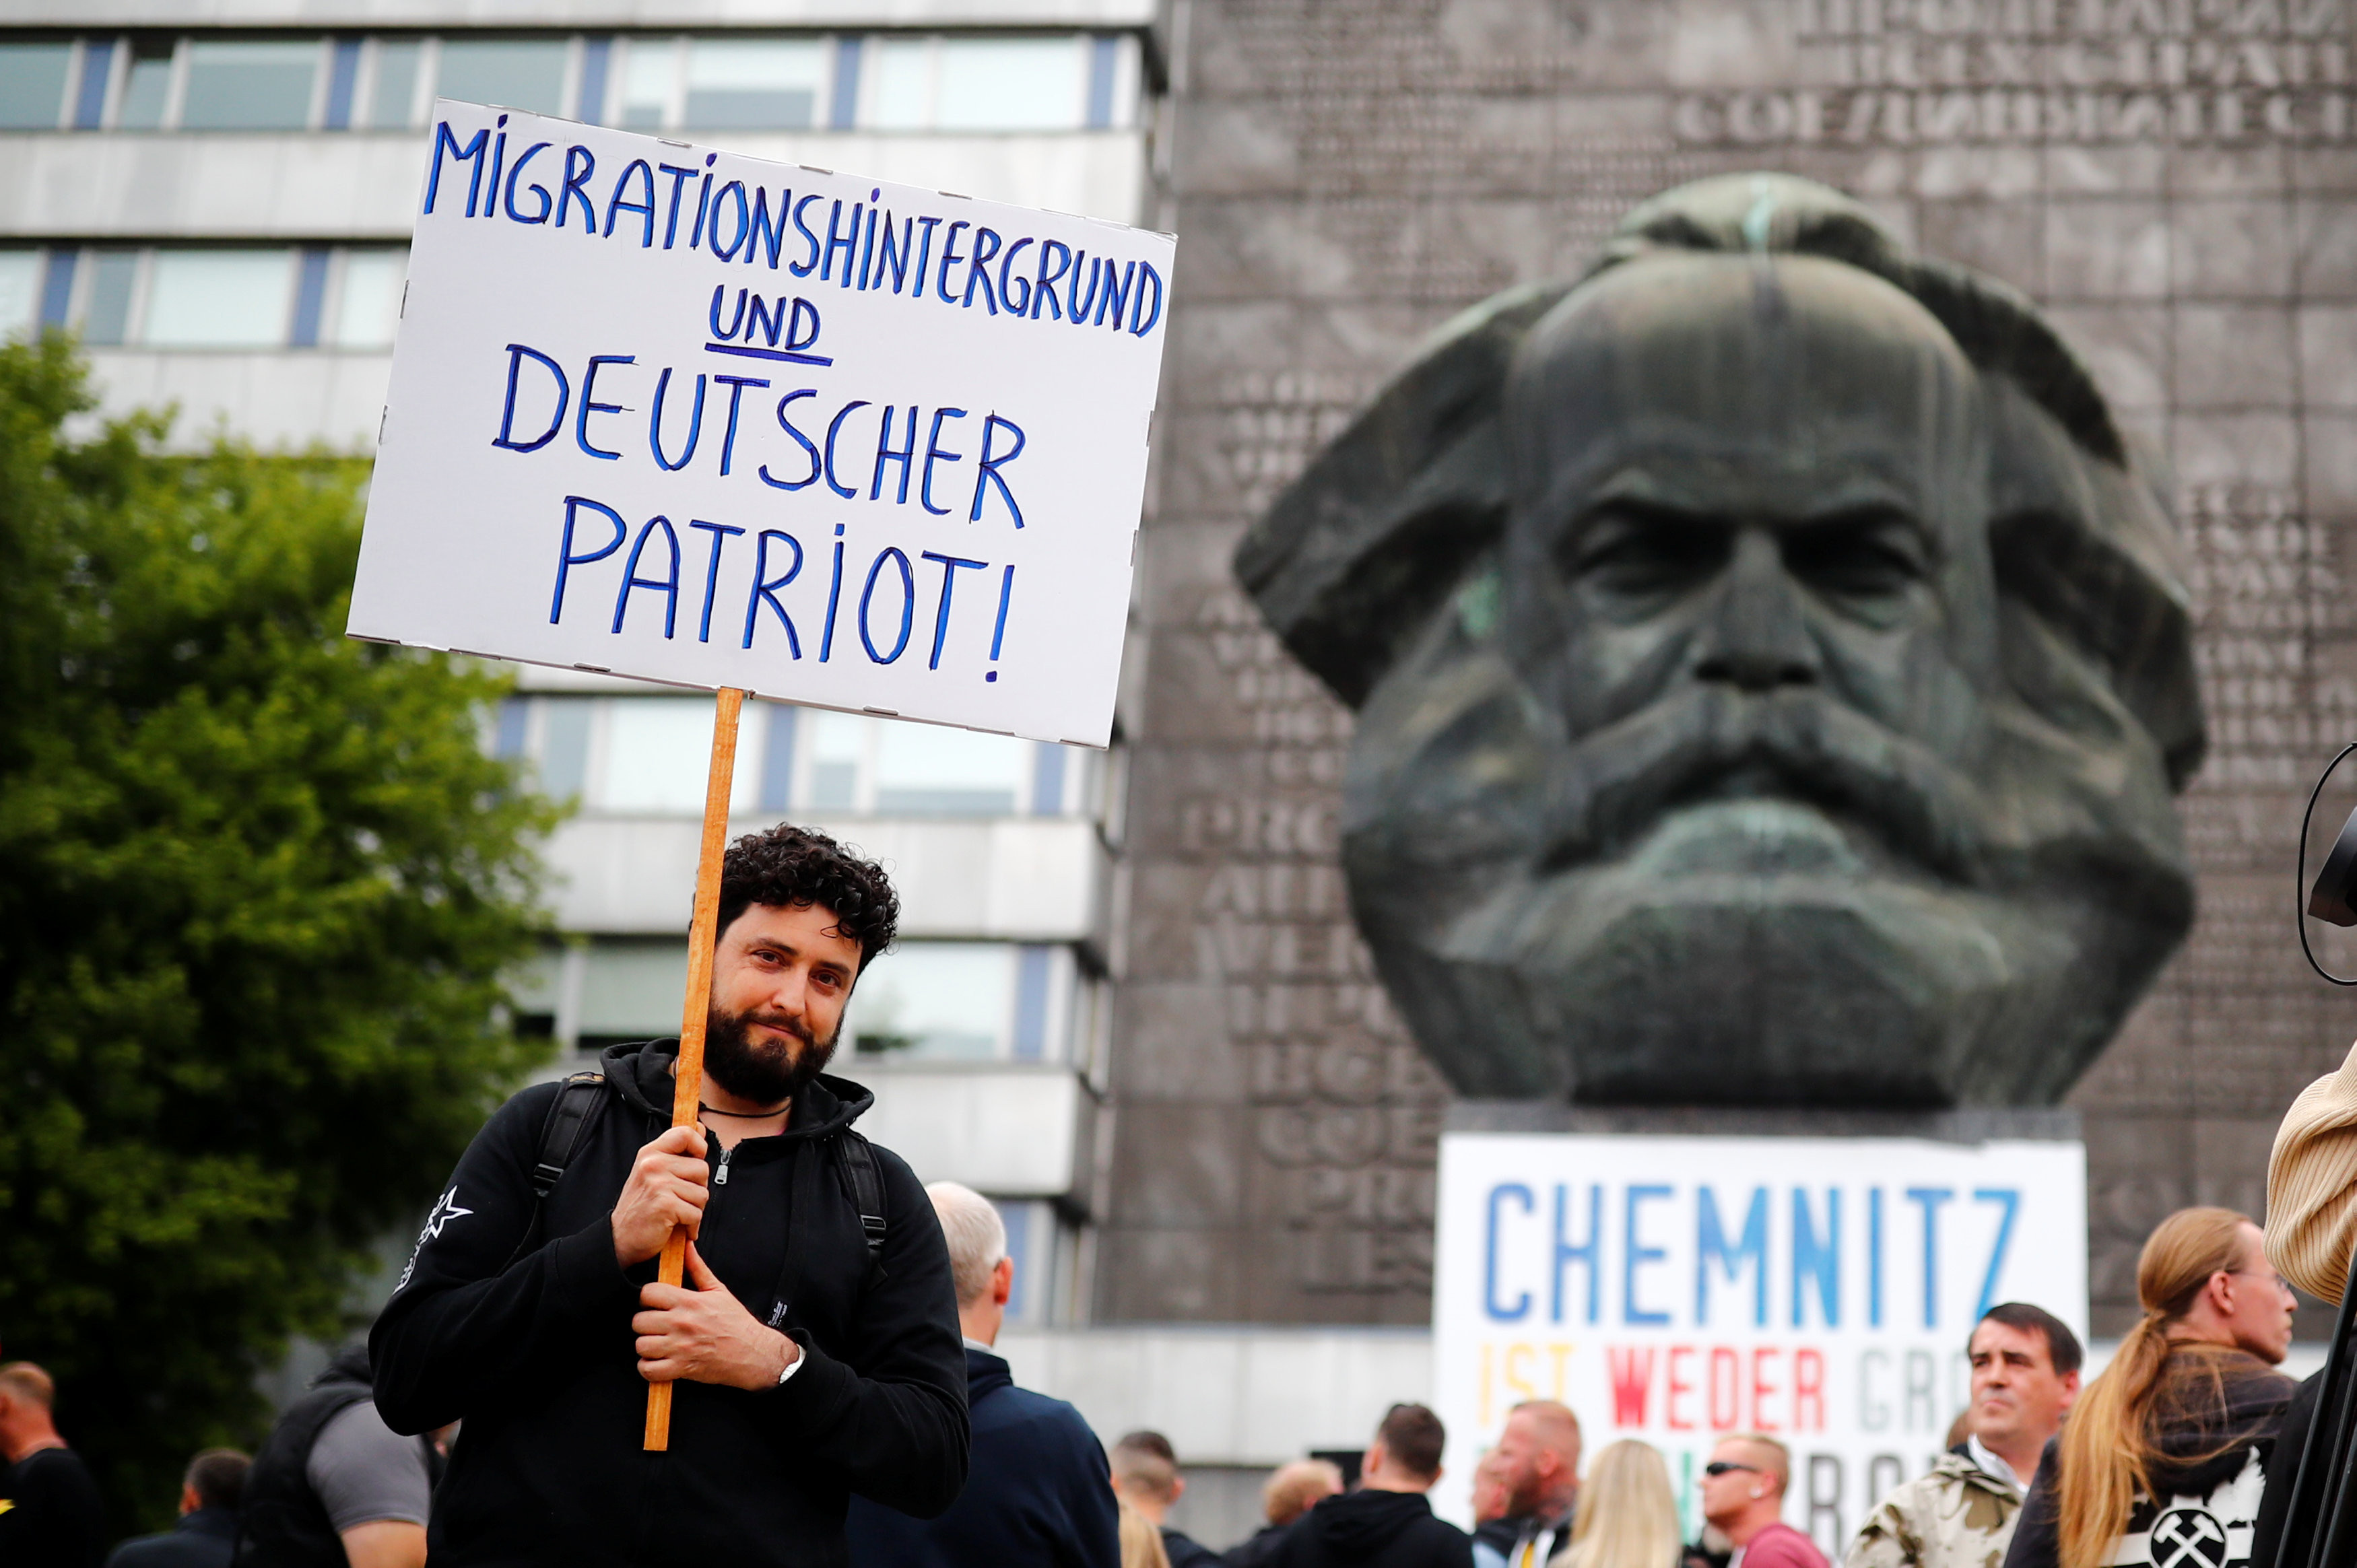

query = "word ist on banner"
350;100;1175;747
1431;1132;2088;1557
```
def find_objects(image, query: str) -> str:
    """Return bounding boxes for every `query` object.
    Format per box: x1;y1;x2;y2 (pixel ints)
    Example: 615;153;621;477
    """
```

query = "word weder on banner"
350;100;1174;747
1431;1132;2088;1557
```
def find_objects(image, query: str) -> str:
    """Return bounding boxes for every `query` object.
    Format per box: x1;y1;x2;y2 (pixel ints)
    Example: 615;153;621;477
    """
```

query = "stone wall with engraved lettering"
1102;0;2357;1332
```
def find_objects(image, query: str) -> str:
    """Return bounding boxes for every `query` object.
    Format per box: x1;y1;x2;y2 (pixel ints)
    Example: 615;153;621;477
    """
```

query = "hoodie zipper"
715;1143;734;1186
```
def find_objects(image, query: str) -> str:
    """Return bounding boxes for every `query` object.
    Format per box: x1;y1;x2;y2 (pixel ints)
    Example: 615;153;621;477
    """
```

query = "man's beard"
702;1002;839;1107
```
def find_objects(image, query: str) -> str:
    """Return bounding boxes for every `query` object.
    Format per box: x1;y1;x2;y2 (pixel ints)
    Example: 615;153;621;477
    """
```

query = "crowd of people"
5;827;2357;1568
0;1190;2331;1568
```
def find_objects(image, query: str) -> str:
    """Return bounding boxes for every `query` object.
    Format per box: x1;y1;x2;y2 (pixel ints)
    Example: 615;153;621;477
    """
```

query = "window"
789;712;1080;817
0;42;69;129
144;250;294;347
539;699;593;799
181;40;319;130
595;697;761;814
993;1198;1066;1325
846;941;1083;1063
364;40;422;129
683;39;823;129
119;40;173;129
527;936;1088;1068
574;940;689;1044
332;248;406;348
849;943;1015;1060
81;250;139;345
435;38;568;117
805;710;863;811
618;36;676;130
867;36;1096;133
620;36;833;132
13;30;1140;135
30;244;406;350
937;38;1087;131
868;39;929;132
500;697;1092;819
0;251;38;339
875;725;1026;815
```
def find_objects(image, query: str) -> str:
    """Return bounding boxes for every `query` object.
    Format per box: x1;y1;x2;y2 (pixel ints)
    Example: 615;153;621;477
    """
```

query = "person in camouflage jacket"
1843;1447;2020;1568
1845;1305;2082;1568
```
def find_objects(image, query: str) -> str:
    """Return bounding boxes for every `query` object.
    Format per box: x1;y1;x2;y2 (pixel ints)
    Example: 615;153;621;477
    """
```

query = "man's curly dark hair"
715;823;899;969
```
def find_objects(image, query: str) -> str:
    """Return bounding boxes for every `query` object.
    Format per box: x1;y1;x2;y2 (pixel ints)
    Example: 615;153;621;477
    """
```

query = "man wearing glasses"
1698;1437;1827;1568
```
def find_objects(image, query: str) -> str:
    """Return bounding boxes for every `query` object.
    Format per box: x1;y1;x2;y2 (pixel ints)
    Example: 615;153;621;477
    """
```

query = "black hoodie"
2002;1347;2294;1568
1270;1490;1472;1568
369;1042;969;1568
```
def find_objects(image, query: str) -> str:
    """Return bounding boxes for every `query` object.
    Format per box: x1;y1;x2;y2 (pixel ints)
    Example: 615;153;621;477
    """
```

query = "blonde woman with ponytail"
2001;1208;2297;1568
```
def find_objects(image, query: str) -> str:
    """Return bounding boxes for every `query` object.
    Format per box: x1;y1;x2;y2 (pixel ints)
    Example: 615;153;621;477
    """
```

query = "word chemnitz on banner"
350;100;1174;748
1430;1133;2087;1555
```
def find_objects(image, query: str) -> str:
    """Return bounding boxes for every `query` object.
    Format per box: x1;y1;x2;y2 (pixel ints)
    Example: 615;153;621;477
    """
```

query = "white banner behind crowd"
351;101;1174;746
1432;1132;2088;1556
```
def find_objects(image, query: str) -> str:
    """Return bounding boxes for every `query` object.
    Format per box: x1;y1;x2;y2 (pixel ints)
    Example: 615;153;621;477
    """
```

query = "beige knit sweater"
2267;1036;2357;1307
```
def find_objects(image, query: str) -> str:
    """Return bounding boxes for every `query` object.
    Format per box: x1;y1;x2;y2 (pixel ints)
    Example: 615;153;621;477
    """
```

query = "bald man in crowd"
0;1362;104;1568
845;1182;1118;1568
1701;1435;1826;1568
1471;1401;1581;1568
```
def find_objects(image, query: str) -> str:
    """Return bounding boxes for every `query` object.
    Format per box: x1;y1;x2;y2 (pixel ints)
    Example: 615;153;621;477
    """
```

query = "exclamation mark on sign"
985;565;1014;682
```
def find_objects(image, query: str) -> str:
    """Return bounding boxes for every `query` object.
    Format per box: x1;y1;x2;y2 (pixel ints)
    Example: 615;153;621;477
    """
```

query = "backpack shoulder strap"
830;1130;890;1281
531;1070;607;1198
500;1070;607;1270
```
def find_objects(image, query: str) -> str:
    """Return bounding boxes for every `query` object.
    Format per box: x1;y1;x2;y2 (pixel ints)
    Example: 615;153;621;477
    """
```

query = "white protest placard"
350;101;1174;747
1431;1132;2088;1557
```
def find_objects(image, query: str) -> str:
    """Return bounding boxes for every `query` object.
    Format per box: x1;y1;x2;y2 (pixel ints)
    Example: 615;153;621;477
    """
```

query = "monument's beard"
1538;683;1986;885
1340;588;2194;1108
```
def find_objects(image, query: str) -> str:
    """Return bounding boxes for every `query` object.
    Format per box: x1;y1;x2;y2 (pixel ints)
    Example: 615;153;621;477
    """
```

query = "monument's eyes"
1558;506;1729;606
1557;502;1927;627
1781;510;1927;611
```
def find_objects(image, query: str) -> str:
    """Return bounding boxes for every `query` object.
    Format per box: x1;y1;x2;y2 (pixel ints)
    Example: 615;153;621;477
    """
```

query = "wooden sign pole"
644;685;745;1452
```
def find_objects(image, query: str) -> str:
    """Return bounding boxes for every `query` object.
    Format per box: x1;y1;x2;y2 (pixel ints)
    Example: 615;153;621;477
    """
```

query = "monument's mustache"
1540;686;1986;881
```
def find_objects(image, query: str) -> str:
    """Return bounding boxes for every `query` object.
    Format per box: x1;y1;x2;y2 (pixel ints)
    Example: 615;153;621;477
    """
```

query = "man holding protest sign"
350;97;1171;1563
369;823;968;1567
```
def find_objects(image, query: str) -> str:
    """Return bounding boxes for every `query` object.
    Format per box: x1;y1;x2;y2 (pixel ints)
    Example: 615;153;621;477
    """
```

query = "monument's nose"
1689;531;1823;693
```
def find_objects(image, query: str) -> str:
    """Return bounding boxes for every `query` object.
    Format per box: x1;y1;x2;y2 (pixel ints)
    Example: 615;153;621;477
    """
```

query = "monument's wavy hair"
1236;172;2204;786
1591;175;2123;464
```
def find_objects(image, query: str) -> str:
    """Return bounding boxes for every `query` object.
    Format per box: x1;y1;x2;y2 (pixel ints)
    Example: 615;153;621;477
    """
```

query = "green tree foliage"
0;338;560;1532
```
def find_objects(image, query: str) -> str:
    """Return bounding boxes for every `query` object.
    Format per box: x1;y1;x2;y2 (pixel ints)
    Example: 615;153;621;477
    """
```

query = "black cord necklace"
699;1103;789;1118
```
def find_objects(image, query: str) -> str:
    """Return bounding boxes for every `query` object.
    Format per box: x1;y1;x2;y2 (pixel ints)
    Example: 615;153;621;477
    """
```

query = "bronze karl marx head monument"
1236;175;2204;1108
